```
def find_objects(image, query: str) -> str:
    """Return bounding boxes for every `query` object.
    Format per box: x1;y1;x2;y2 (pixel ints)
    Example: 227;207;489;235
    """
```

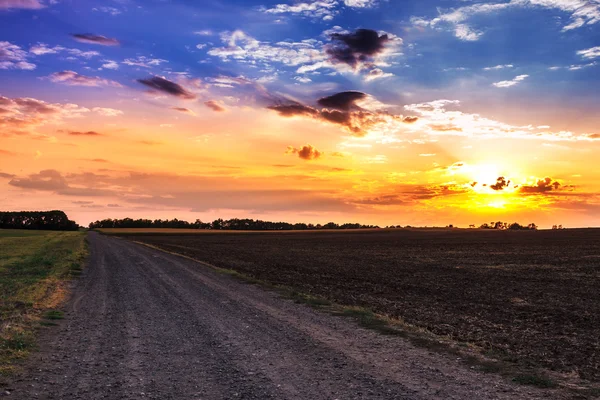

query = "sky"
0;0;599;228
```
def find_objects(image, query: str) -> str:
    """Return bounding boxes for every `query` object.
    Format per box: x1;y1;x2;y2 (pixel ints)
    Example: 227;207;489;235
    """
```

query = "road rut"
5;232;565;399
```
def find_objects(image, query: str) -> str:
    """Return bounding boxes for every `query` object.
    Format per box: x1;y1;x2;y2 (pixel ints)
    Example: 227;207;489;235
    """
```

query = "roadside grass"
0;230;87;378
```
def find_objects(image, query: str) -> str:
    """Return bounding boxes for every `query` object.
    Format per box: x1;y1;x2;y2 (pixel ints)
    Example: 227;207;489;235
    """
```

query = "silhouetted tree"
0;211;78;231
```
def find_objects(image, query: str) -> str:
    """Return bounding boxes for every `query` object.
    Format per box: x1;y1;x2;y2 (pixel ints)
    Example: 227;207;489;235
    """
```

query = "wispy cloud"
577;46;600;60
122;56;168;68
0;0;45;10
411;0;600;41
492;74;529;88
47;70;122;87
30;43;100;59
204;100;226;112
261;0;338;21
0;41;35;70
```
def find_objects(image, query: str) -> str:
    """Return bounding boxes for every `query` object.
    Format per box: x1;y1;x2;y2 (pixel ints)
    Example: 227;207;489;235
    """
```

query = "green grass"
0;229;87;376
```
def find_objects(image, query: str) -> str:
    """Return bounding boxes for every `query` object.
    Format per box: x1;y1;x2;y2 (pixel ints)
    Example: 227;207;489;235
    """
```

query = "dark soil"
123;228;600;382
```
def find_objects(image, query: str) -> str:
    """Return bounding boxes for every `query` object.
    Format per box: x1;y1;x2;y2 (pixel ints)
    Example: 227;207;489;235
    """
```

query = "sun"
471;164;502;187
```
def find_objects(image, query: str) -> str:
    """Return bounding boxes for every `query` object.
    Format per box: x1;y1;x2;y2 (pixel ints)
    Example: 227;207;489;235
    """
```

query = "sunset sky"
1;0;599;228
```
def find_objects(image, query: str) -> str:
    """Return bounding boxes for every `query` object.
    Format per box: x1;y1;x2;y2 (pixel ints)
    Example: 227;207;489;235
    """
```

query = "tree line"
0;211;79;231
88;218;379;231
477;221;538;230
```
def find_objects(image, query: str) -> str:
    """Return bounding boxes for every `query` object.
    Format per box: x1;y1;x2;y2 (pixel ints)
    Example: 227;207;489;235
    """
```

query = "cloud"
0;95;90;135
490;176;510;191
577;46;600;60
286;144;323;160
122;56;168;68
204;100;226;112
29;43;100;59
92;107;123;117
317;91;366;111
72;34;120;46
0;41;36;70
483;64;514;70
171;107;195;115
261;0;378;21
68;131;103;136
101;60;119;69
207;29;399;81
0;171;15;178
208;30;325;68
411;0;600;41
364;67;394;81
267;103;319;117
137;76;196;99
47;70;122;87
343;0;377;7
492;74;529;88
261;0;338;20
0;0;45;9
92;6;121;15
326;28;390;69
9;169;113;196
269;91;417;136
9;169;67;191
519;177;562;194
404;99;598;142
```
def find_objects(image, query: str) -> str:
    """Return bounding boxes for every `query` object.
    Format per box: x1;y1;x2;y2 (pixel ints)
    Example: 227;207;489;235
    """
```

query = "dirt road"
4;232;566;399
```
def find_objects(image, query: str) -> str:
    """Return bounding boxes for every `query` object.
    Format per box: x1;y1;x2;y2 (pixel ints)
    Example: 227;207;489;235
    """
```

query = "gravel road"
4;232;567;399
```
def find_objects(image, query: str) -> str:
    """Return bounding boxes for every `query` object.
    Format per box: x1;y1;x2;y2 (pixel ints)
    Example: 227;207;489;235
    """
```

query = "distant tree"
0;211;78;231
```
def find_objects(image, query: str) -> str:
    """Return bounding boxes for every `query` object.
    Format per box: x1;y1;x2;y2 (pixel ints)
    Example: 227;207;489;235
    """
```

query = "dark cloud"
137;76;196;99
107;203;121;208
326;29;390;69
90;158;108;162
490;177;510;191
317;91;366;111
69;131;103;136
0;172;15;179
353;194;405;206
403;116;418;123
72;34;120;46
204;100;225;112
286;144;322;160
402;184;469;200
72;200;94;205
268;91;415;137
267;103;318;117
320;109;351;125
520;177;562;194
